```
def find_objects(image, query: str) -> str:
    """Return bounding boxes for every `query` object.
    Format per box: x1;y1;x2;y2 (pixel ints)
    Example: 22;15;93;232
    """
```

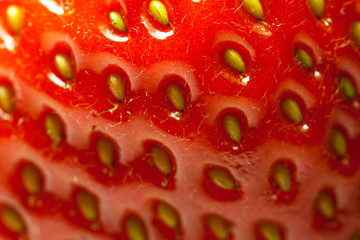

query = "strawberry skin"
0;0;359;239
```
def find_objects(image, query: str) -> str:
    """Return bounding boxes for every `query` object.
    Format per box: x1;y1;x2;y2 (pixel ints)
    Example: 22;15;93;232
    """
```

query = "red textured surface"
0;0;359;239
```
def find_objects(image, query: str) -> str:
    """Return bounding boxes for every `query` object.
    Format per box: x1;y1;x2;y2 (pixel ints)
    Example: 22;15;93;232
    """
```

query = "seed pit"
148;0;169;26
124;214;147;240
205;214;231;240
0;205;26;234
6;5;24;33
44;113;65;145
21;163;43;196
0;84;15;113
75;189;99;222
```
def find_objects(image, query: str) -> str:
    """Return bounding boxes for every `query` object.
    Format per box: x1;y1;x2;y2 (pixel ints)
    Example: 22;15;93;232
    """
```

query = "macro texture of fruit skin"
0;0;359;239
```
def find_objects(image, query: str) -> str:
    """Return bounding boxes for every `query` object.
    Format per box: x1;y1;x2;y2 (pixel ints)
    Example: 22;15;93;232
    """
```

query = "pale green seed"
1;206;26;234
207;215;230;240
339;76;356;100
272;164;291;192
307;0;325;18
222;114;241;142
157;202;178;228
126;217;146;240
0;85;15;113
351;21;360;47
281;98;302;124
224;49;245;73
108;73;125;101
209;168;235;190
6;5;25;33
166;84;185;111
97;137;115;168
316;192;335;219
44;114;64;145
295;49;313;70
259;222;282;240
242;0;264;20
151;146;171;175
329;129;347;158
109;11;127;32
149;0;169;26
54;53;73;80
76;190;98;221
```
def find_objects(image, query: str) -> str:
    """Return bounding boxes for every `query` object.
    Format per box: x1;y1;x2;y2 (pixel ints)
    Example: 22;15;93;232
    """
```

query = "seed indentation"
241;0;264;20
108;73;125;101
151;146;171;175
44;114;64;145
207;215;230;240
109;11;127;32
166;84;185;111
6;5;24;33
76;190;98;221
307;0;324;18
351;21;360;47
126;216;146;240
316;192;335;219
259;222;282;240
1;206;26;234
272;164;291;192
149;0;169;26
157;202;178;228
281;98;302;124
295;49;313;70
222;114;241;142
329;129;347;158
97;137;115;168
0;85;15;113
21;164;43;195
339;76;356;100
223;49;245;73
54;53;74;80
209;167;235;190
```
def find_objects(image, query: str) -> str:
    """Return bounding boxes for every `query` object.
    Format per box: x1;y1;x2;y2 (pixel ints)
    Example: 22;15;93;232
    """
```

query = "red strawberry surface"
0;0;359;239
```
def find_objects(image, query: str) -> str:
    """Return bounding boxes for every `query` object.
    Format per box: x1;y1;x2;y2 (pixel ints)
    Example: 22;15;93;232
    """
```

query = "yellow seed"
242;0;264;20
54;53;74;80
316;192;335;219
350;234;360;240
339;76;356;100
44;114;64;145
222;114;241;142
295;49;313;70
272;164;291;192
151;146;171;175
76;190;98;221
329;129;347;158
148;0;169;26
281;98;302;124
223;49;245;73
108;73;125;101
208;168;235;190
97;137;115;168
109;11;127;32
307;0;324;18
207;215;230;240
126;216;146;240
259;222;282;240
1;206;26;234
351;21;360;47
166;84;185;111
21;164;42;195
157;202;178;228
0;85;15;113
6;5;25;33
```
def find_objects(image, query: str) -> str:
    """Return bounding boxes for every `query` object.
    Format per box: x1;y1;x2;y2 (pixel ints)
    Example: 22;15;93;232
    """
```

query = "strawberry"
0;0;359;239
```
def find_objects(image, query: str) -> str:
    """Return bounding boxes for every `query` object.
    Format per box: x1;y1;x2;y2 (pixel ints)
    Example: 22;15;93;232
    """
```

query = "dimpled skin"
0;0;359;239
